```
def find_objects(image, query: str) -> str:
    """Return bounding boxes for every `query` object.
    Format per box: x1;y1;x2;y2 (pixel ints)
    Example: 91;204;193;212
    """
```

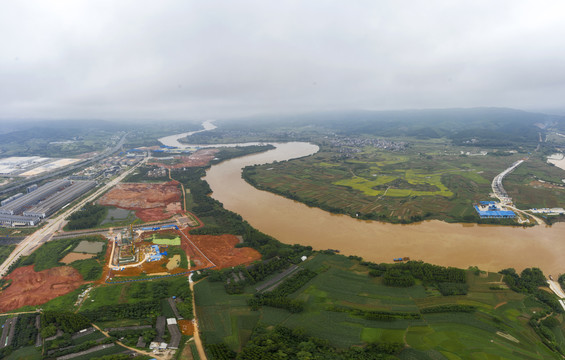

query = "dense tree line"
237;325;403;359
363;260;465;284
528;310;565;356
330;306;421;322
436;282;468;296
65;203;108;230
12;314;38;348
80;301;161;321
382;268;415;287
265;269;317;297
362;260;467;295
393;261;466;283
420;305;476;313
501;268;563;313
42;311;91;333
201;257;290;288
206;343;237;360
248;269;317;313
45;338;114;359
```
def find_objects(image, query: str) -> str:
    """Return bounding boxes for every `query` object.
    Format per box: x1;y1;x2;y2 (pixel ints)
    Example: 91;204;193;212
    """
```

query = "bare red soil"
149;149;219;169
178;319;194;335
187;233;261;269
0;266;84;312
98;182;182;222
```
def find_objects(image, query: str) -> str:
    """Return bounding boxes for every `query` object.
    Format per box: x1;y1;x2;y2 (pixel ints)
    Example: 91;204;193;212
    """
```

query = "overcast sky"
1;0;564;120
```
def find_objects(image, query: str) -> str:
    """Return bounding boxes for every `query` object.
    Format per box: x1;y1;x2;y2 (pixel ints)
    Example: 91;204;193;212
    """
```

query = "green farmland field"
244;138;565;224
196;253;565;358
152;234;181;245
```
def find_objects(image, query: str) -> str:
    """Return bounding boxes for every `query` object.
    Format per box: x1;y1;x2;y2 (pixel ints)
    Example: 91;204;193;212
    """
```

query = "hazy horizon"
1;1;565;121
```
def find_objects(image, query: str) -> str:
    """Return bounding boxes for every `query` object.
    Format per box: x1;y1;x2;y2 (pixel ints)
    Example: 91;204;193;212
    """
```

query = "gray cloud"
1;0;565;120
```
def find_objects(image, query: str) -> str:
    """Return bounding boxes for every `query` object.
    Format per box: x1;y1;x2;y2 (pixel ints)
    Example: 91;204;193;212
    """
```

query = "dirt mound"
149;149;219;169
0;266;84;312
187;234;261;269
98;182;182;222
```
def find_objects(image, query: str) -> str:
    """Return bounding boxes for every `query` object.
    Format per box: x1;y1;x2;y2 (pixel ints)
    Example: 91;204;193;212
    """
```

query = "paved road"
490;159;544;225
189;274;208;360
0;157;147;278
491;159;524;205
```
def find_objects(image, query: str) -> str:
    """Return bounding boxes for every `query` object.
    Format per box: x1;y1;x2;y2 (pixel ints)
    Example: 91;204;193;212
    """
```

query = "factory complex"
0;179;97;227
0;156;80;177
474;201;516;219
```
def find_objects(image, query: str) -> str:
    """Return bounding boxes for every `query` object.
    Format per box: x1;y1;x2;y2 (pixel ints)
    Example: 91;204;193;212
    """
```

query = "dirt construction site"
181;231;261;269
0;266;84;312
148;148;219;169
97;181;183;222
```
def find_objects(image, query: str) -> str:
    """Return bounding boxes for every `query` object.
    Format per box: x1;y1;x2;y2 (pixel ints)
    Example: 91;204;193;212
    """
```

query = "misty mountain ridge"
220;107;565;147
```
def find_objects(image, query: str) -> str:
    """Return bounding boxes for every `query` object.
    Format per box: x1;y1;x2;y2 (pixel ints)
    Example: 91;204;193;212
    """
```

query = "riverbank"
162;122;565;275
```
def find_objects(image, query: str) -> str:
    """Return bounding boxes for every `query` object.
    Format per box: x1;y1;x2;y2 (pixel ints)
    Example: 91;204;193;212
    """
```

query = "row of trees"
45;338;114;359
363;260;466;284
362;259;468;295
237;325;404;360
80;301;161;322
330;306;421;322
42;311;91;334
420;305;476;313
248;269;317;313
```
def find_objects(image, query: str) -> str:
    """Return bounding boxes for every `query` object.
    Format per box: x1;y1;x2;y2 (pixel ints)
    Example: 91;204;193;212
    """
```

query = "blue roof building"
474;205;515;219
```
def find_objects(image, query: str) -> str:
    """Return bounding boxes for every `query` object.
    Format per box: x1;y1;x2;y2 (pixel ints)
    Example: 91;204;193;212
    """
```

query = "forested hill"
219;107;565;147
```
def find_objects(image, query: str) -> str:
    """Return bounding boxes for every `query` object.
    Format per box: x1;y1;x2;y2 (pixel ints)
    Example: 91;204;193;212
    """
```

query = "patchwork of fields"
195;254;565;358
244;141;565;223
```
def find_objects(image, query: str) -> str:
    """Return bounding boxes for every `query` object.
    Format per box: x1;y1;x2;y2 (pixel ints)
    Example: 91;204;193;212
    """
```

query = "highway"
489;159;544;225
0;156;147;278
491;159;524;205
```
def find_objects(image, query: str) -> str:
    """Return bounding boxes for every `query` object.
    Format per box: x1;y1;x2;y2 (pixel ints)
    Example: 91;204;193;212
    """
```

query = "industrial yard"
0;156;80;177
0;179;97;227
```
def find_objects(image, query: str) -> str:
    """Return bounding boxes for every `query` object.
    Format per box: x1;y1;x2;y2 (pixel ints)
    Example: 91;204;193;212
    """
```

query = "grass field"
4;346;41;360
0;245;15;265
152;234;181;245
244;138;565;223
196;253;564;358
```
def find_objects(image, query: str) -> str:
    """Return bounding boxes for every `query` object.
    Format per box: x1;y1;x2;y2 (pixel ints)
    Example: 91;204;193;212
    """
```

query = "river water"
160;126;565;275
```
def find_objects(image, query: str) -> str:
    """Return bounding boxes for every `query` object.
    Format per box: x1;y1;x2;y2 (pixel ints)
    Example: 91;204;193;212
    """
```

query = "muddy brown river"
159;126;565;275
204;142;565;276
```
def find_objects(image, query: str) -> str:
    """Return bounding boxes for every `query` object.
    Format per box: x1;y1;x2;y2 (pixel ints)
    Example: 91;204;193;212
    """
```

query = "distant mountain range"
223;107;565;147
